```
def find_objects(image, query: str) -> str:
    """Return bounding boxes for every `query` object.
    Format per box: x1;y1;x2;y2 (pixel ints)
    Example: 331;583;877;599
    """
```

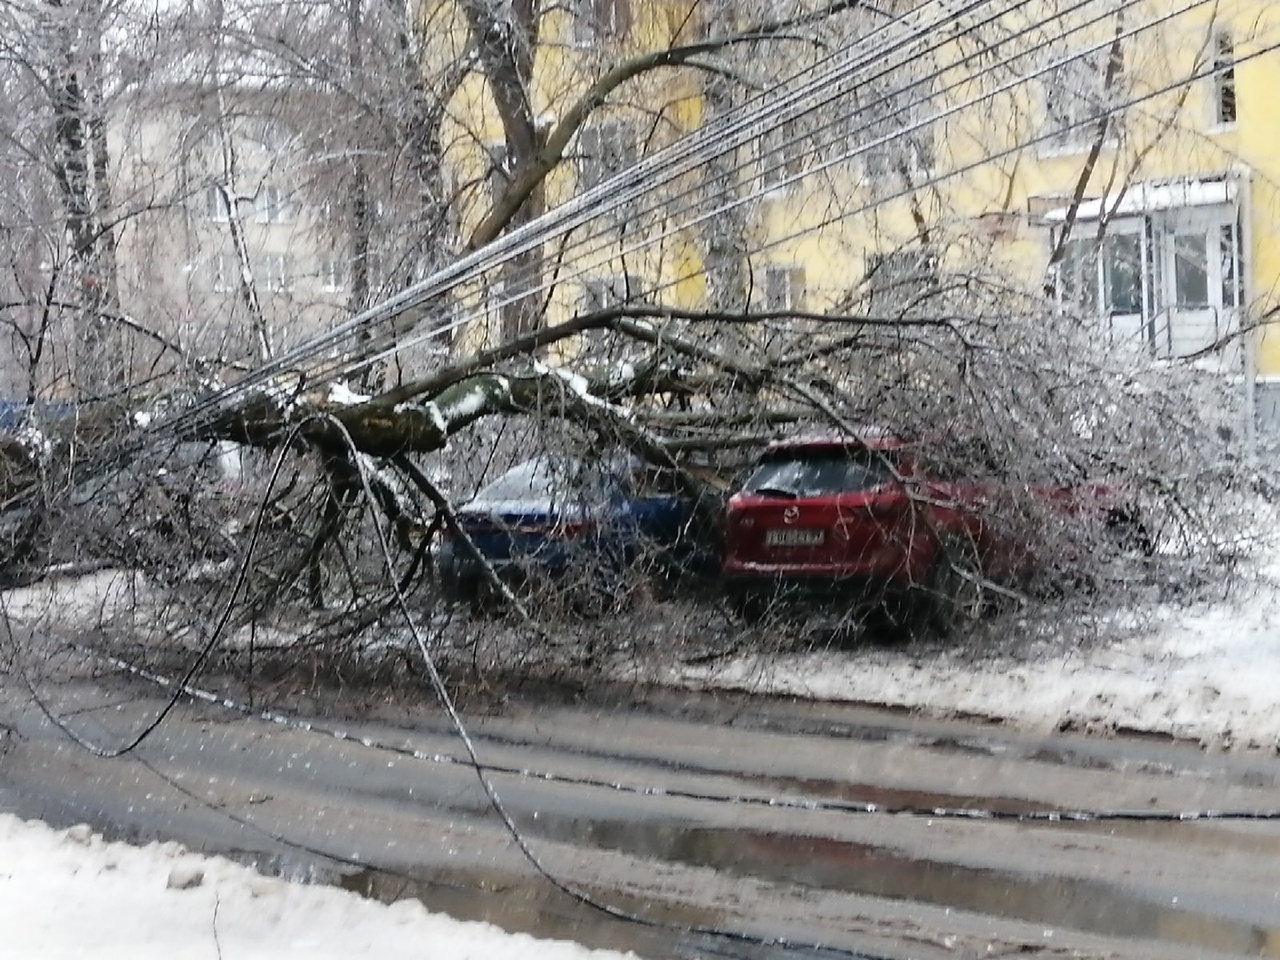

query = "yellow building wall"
741;0;1280;379
435;0;705;357
435;0;1280;390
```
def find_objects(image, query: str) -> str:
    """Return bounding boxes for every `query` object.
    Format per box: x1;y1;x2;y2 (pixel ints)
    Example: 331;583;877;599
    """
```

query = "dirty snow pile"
0;815;632;960
678;553;1280;750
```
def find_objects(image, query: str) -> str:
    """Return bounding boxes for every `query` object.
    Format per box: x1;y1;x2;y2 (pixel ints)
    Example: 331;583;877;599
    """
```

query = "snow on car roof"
763;428;910;453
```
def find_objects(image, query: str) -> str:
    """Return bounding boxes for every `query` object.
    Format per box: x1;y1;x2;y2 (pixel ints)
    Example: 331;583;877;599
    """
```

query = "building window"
866;248;939;314
1220;223;1240;308
690;2;716;40
573;0;632;44
853;75;935;183
480;278;506;344
256;254;292;292
482;142;512;207
209;253;237;292
256;185;293;224
578;120;638;190
1042;48;1123;150
762;265;805;311
319;256;346;293
1054;209;1242;361
581;274;642;314
204;185;231;222
1172;233;1210;309
758;119;806;191
580;274;644;357
1058;233;1144;316
243;118;291;154
316;198;342;227
1213;32;1237;126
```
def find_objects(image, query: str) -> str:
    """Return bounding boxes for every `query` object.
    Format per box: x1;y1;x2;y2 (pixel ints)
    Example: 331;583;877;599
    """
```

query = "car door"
612;463;689;564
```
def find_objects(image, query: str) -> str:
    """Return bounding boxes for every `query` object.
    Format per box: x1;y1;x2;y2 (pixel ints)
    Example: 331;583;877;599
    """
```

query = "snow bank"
677;568;1280;750
2;569;146;627
0;815;633;960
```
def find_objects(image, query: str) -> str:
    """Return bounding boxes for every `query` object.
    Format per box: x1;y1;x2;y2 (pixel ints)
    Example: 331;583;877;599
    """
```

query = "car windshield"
471;457;607;510
743;449;893;498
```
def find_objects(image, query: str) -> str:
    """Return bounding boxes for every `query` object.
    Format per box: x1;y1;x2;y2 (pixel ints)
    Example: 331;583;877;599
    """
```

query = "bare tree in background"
0;0;1271;694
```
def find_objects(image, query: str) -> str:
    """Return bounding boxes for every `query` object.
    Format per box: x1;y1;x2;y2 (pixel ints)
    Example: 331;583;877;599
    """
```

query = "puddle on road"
522;815;1280;957
15;783;1280;960
739;772;1052;816
328;864;844;960
273;810;1280;959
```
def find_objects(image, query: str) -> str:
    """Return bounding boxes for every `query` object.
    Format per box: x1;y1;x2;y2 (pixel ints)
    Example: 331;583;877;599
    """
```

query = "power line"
150;0;1027;436
352;0;1219;375
166;0;1229;421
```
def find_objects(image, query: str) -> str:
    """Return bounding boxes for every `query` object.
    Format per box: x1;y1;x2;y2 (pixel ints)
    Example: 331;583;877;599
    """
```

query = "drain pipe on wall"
1235;162;1257;464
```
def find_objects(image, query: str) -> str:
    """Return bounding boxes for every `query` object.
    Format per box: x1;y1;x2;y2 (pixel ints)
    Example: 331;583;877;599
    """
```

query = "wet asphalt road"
3;668;1280;960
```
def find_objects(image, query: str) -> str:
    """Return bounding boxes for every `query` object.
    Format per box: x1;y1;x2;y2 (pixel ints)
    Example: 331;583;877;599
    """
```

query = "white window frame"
572;0;631;45
319;256;346;293
757;120;806;193
1153;206;1242;362
209;253;237;293
762;264;805;311
315;198;341;228
204;185;231;223
578;120;638;191
1054;218;1149;348
1052;205;1242;362
256;185;293;224
1040;48;1123;154
256;254;292;293
854;76;936;184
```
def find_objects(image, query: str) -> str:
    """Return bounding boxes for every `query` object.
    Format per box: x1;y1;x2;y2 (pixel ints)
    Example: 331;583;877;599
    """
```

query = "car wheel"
923;535;986;638
732;592;769;624
468;576;509;617
729;583;792;625
1106;506;1155;557
571;581;616;618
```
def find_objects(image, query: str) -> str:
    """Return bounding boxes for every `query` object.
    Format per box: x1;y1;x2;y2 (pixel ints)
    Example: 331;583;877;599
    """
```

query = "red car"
722;432;1141;635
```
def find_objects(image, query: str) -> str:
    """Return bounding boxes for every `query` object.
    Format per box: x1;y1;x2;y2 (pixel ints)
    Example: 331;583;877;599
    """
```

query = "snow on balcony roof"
1041;177;1238;222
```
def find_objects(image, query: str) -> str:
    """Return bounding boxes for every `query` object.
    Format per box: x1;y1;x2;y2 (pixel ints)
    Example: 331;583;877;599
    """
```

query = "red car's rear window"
742;448;894;498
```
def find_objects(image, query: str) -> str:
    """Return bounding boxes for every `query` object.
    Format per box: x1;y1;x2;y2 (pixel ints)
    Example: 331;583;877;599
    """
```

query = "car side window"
928;438;1006;482
631;465;681;499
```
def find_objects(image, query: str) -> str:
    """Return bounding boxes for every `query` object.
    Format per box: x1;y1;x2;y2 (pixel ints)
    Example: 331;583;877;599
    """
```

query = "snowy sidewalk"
0;815;632;960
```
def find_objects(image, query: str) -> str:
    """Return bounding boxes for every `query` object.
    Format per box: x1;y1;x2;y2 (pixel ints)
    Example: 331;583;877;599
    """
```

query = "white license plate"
765;527;825;547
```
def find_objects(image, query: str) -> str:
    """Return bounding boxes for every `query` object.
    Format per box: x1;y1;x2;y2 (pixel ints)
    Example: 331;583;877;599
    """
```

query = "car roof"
761;428;910;455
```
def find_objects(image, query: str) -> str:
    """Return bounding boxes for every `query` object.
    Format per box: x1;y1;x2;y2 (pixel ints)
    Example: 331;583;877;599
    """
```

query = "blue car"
438;455;710;611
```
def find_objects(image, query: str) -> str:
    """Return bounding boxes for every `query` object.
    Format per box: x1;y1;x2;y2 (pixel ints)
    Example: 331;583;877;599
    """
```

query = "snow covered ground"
679;553;1280;752
0;814;632;960
5;535;1280;954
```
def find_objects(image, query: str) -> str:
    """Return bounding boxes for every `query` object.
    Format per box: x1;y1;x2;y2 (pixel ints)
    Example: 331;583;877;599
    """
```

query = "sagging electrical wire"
413;0;1261;367
12;441;1270;960
155;0;1218;416
9;0;1198;491
54;638;1280;829
279;414;904;960
145;0;1039;436
0;415;326;758
371;0;1218;370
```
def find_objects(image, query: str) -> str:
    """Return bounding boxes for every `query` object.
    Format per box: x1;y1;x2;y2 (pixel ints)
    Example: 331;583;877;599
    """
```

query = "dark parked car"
439;455;712;611
722;432;1140;634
